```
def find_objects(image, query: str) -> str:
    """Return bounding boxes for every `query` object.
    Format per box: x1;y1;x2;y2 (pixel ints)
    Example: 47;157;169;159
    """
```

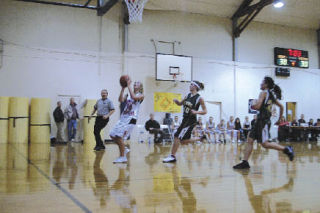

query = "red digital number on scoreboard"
288;49;301;57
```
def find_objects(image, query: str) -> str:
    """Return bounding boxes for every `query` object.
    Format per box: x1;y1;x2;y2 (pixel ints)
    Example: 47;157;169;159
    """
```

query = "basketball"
120;75;129;87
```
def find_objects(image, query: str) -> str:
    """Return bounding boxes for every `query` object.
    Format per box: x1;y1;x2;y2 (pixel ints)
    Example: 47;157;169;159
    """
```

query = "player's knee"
180;140;188;145
247;138;254;145
261;142;269;148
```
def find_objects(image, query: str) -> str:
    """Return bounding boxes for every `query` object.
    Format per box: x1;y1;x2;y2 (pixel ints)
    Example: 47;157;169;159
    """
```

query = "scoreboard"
274;47;309;68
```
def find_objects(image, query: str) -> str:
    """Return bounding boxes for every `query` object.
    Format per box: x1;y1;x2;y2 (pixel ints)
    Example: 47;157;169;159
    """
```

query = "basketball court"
0;0;320;212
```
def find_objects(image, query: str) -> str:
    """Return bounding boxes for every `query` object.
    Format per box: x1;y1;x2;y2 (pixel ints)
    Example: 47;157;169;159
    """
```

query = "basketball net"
124;0;148;23
173;74;178;87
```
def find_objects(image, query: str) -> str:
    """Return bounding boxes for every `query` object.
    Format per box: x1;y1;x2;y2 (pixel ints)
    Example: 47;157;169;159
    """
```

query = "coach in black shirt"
145;113;164;143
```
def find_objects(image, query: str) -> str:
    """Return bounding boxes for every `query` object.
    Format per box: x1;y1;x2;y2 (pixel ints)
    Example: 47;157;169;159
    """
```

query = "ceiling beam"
232;0;274;38
17;0;97;10
83;0;93;7
97;0;119;16
17;0;120;16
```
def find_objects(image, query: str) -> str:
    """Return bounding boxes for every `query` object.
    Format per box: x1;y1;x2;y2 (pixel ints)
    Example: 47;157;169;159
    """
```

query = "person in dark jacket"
163;113;173;127
53;101;65;142
145;113;164;143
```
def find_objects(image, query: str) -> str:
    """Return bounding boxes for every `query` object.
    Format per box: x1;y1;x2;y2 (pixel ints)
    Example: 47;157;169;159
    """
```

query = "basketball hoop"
124;0;148;23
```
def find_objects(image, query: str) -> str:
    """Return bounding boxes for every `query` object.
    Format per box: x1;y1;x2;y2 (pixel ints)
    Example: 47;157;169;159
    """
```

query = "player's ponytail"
273;84;282;100
264;76;282;100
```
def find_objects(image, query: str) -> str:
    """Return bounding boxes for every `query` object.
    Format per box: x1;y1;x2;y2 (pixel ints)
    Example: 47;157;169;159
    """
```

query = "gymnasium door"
286;102;296;122
204;101;221;125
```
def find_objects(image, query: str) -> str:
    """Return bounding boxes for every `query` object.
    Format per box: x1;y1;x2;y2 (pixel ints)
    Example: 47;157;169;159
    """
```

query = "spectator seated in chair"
298;114;306;126
290;117;299;141
227;116;238;143
308;118;314;127
291;117;298;127
278;116;289;142
163;113;173;128
145;113;164;143
234;117;243;142
242;116;251;139
194;117;206;141
171;116;180;135
216;119;227;143
205;116;216;143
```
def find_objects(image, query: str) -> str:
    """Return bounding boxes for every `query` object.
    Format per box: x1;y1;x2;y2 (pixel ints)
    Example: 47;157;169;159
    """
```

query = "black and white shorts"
249;119;271;143
174;117;197;140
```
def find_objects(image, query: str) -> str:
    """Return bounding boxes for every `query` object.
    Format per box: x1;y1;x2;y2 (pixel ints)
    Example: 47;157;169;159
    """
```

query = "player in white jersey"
205;116;216;143
193;117;205;138
216;119;227;143
171;116;181;134
227;116;238;143
110;78;144;163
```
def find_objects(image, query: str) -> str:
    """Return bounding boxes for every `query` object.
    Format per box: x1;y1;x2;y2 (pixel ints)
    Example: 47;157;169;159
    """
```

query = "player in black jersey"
233;76;294;169
163;80;207;163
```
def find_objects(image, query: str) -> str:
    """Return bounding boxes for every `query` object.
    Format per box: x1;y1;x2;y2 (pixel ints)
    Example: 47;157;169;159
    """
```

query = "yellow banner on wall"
154;92;182;113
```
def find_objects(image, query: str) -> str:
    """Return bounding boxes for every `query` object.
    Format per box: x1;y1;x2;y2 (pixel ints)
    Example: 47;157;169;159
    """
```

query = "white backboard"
156;54;192;82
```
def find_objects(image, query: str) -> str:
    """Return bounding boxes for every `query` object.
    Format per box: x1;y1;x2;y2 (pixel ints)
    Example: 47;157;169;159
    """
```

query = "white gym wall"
0;0;319;139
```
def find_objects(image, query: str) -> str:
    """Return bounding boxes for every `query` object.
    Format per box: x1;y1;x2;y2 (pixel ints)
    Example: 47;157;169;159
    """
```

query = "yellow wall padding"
0;144;7;170
83;99;99;146
0;97;10;143
30;98;51;144
8;97;29;144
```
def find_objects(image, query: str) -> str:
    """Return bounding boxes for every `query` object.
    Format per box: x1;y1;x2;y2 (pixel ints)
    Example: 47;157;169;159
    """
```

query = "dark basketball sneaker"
233;160;250;169
94;145;105;151
283;146;294;161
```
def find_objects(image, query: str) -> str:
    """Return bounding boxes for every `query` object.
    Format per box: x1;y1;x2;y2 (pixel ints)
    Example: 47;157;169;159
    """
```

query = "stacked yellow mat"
30;98;51;144
0;97;9;143
82;99;99;186
8;97;29;144
83;99;98;146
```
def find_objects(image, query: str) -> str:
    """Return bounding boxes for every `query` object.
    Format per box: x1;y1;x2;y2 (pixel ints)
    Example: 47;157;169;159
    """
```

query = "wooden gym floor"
0;140;319;213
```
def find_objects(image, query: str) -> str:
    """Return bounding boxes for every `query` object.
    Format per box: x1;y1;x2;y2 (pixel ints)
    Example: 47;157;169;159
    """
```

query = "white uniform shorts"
227;129;239;135
110;117;136;140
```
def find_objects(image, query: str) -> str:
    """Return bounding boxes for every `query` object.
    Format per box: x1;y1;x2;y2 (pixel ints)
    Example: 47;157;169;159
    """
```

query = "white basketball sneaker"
113;156;128;164
162;155;176;163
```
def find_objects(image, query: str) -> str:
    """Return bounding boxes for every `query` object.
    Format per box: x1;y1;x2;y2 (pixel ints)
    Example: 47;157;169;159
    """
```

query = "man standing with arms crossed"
89;89;115;151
